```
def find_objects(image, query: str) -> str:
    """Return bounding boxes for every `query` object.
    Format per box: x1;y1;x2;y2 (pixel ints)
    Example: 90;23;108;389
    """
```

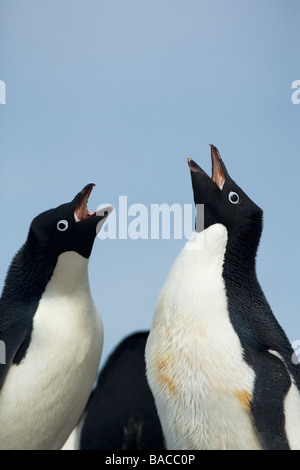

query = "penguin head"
188;145;263;248
29;184;113;259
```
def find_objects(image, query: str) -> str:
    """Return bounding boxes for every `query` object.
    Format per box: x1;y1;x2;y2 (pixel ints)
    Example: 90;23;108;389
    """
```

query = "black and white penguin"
76;331;164;450
0;184;113;450
145;145;300;450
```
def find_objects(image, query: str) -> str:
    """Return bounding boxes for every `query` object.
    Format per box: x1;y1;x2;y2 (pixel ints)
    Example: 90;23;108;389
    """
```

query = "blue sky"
1;0;300;365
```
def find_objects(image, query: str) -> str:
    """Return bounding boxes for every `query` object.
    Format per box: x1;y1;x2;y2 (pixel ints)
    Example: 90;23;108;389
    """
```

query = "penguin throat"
47;251;89;294
74;187;95;222
74;207;95;222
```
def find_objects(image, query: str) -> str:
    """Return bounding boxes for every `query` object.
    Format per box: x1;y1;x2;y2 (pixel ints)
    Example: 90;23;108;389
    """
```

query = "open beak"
187;144;227;190
210;144;226;190
74;184;113;222
187;158;208;176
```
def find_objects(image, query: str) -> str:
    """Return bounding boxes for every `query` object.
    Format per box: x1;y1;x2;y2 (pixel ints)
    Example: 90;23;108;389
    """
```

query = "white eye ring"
228;191;240;204
57;220;69;231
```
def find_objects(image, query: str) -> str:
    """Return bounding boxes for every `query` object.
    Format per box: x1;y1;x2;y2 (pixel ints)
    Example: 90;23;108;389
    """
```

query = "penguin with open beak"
146;146;300;450
0;184;113;449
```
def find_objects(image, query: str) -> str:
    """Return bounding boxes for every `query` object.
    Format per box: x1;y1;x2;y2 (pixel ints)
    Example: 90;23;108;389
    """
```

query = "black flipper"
250;350;291;450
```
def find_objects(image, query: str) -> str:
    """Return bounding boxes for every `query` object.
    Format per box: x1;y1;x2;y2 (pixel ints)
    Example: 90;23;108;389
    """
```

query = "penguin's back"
80;331;164;450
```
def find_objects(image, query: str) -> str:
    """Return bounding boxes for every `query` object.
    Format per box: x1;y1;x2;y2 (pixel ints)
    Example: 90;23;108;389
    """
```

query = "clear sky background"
0;1;299;367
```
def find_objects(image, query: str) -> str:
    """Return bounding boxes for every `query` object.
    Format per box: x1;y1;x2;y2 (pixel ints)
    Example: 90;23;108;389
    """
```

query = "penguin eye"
228;191;240;205
57;220;69;232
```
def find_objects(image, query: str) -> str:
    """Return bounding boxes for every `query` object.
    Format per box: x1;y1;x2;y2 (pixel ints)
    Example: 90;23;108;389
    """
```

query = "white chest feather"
0;252;103;450
146;224;262;450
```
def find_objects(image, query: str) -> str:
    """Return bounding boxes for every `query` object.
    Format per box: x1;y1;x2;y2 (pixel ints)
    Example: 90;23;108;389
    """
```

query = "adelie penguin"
0;184;113;450
146;145;300;450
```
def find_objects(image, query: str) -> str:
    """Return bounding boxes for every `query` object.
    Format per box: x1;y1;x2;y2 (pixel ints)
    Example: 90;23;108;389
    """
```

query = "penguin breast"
0;251;103;450
146;224;262;450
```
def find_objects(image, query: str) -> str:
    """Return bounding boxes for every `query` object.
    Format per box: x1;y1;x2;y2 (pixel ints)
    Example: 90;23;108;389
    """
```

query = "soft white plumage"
0;251;103;450
146;225;262;450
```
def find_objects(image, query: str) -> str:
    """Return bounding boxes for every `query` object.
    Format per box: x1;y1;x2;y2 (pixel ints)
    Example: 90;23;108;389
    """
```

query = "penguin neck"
47;251;90;295
223;229;261;288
